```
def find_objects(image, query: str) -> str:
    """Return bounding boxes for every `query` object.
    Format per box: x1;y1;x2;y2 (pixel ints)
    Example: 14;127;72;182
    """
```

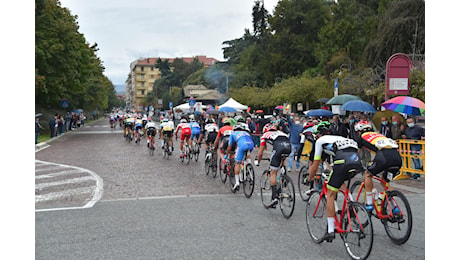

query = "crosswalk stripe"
35;187;94;203
35;176;96;189
35;169;83;179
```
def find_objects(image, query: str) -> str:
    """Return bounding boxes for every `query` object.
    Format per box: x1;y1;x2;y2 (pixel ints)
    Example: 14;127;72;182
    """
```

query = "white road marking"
35;176;96;189
35;160;104;212
35;169;84;180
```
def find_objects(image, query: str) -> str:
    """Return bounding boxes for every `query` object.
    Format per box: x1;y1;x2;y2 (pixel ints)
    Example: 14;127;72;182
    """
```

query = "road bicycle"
305;169;374;260
259;156;296;219
350;167;412;245
147;134;155;156
125;130;132;143
204;145;218;178
191;137;200;162
298;161;329;202
162;139;172;159
227;151;255;198
134;129;142;145
180;142;192;165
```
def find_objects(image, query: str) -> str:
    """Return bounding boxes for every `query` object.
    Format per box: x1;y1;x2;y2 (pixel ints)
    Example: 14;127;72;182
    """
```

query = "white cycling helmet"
233;122;249;131
354;121;372;132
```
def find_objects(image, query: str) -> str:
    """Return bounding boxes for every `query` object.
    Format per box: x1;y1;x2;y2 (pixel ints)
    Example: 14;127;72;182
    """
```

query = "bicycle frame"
353;175;403;220
314;174;365;235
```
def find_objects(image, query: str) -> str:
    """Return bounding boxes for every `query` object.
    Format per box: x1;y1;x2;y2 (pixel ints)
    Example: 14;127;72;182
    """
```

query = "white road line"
35;169;83;180
35;176;96;189
35;186;94;203
73;131;123;134
35;165;64;173
35;160;103;212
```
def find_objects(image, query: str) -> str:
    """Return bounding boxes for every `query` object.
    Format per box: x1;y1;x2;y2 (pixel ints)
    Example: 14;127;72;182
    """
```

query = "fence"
394;139;425;180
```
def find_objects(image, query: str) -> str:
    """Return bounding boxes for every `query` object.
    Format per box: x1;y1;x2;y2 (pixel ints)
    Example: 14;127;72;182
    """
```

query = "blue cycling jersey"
229;131;254;163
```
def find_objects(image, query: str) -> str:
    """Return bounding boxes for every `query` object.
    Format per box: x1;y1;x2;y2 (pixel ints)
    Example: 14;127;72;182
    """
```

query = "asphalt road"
35;119;425;259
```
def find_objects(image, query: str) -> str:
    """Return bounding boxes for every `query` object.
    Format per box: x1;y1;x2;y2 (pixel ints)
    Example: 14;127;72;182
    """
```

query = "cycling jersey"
135;119;143;131
228;131;254;163
312;135;362;191
175;122;191;141
145;122;157;136
216;125;233;152
357;131;399;152
204;123;219;145
190;121;201;139
160;121;175;132
260;130;291;170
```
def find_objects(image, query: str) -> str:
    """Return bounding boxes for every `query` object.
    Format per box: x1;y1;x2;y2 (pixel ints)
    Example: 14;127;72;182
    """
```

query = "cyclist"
124;114;135;140
353;121;402;212
226;122;254;191
200;118;219;155
214;117;234;165
254;123;291;207
142;114;148;129
174;118;192;158
109;114;116;128
134;115;143;143
306;121;363;242
159;117;175;153
189;115;202;147
145;119;157;149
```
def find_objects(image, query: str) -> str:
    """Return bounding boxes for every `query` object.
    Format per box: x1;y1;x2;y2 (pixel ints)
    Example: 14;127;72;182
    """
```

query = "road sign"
188;96;196;107
61;99;69;108
169;102;173;108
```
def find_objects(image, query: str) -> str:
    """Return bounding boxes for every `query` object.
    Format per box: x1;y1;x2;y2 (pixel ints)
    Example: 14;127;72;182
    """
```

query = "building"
125;56;220;110
182;85;225;107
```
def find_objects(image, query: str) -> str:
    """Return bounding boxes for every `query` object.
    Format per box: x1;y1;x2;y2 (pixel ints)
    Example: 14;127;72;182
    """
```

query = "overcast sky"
59;0;279;86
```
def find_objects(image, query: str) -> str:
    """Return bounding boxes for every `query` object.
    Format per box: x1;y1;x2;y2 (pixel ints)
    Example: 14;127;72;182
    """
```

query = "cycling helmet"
233;122;249;131
354;121;372;132
180;119;187;123
189;114;195;121
234;115;245;123
263;123;277;133
222;117;232;125
205;118;215;124
313;121;331;135
163;118;169;122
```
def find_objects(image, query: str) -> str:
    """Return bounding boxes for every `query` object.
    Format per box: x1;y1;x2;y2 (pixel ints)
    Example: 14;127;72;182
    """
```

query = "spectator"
379;116;392;138
246;116;258;147
35;117;42;144
347;114;358;140
402;117;425;179
391;115;405;140
65;112;72;131
58;114;64;135
49;114;57;138
286;114;303;172
330;115;348;137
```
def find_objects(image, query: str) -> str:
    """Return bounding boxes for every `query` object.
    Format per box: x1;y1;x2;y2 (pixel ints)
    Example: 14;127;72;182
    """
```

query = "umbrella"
221;117;237;126
71;109;83;114
205;109;223;115
174;108;183;113
274;105;284;110
382;96;425;116
372;110;406;130
218;107;237;113
255;109;263;114
316;97;330;103
194;110;202;115
35;113;43;118
305;109;334;118
326;94;362;105
341;100;376;113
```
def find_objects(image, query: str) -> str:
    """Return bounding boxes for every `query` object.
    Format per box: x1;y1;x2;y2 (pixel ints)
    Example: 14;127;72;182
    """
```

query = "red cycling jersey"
175;123;192;142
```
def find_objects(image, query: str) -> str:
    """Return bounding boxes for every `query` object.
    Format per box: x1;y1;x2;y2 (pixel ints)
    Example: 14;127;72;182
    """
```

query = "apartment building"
125;55;219;110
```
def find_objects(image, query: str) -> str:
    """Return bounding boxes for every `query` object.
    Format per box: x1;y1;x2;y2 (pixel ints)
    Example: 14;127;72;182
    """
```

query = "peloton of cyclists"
254;123;291;207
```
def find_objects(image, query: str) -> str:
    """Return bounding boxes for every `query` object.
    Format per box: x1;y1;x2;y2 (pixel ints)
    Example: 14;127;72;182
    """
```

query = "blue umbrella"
305;109;334;117
218;107;237;113
341;100;376;113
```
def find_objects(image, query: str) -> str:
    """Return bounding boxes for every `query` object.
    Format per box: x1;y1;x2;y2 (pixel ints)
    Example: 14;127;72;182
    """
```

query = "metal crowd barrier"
394;139;425;180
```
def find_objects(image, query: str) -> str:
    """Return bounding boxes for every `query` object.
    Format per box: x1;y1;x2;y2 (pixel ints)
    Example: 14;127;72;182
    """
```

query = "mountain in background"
114;84;125;94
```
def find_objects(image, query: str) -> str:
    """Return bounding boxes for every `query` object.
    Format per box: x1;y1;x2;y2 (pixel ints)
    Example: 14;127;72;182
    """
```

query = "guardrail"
395;139;425;180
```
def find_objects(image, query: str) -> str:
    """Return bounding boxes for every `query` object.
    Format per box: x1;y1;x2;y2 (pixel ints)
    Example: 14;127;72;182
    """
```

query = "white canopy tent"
219;98;248;111
173;103;191;112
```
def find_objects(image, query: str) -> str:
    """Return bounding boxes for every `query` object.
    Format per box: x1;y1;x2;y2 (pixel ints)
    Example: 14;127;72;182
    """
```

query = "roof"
183;85;223;101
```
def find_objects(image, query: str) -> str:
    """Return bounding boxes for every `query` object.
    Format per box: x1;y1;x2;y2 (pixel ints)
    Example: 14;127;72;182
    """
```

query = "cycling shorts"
147;128;156;137
327;148;363;191
367;148;402;181
205;132;218;145
125;123;133;130
234;141;254;164
162;129;173;138
135;124;143;131
269;140;291;170
180;128;191;141
220;136;235;152
191;128;201;139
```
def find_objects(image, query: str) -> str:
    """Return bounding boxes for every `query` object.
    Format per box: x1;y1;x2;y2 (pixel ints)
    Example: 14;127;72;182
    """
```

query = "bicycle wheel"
279;174;295;219
186;148;191;165
149;141;154;156
381;190;412;245
350;180;366;204
205;153;211;175
229;161;236;193
305;190;327;244
342;202;374;260
260;170;272;209
219;158;227;183
211;152;218;178
194;144;200;162
243;164;255;198
298;166;310;202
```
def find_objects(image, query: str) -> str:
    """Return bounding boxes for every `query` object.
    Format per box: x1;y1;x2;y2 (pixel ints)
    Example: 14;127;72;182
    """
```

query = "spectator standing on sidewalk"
402;117;425;179
379;116;392;138
330;115;348;137
65;112;72;131
49;114;57;138
286;114;303;172
391;115;405;140
58;114;64;135
35;117;42;144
